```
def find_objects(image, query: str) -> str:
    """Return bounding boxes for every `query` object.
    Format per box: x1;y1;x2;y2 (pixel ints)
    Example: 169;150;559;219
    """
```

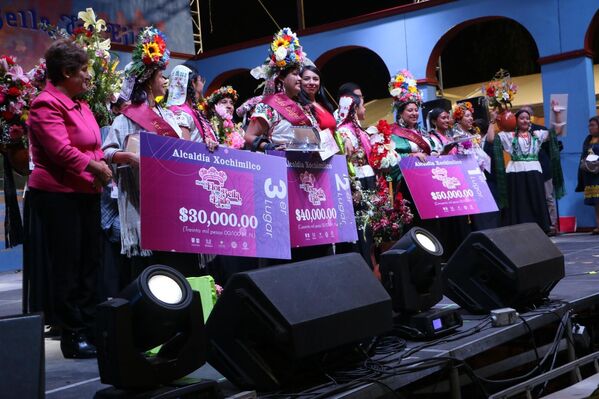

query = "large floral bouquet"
41;8;122;127
482;69;517;110
367;119;399;171
356;176;413;247
210;105;245;149
0;55;37;149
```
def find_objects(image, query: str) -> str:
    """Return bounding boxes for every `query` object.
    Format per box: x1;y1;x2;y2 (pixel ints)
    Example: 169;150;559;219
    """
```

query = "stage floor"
1;232;599;398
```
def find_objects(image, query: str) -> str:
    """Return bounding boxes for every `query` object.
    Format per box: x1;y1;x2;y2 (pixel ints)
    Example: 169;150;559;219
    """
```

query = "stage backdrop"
0;0;194;70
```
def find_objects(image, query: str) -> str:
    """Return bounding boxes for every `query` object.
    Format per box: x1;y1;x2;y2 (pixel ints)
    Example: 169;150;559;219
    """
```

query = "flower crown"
451;101;474;121
251;28;306;81
206;86;239;107
388;70;422;108
129;26;169;83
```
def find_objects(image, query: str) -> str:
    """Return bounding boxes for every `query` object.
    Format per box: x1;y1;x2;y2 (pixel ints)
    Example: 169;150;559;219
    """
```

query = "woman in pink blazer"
25;39;112;359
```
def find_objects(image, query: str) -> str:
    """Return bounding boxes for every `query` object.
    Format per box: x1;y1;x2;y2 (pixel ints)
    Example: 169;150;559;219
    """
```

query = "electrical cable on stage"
255;309;572;399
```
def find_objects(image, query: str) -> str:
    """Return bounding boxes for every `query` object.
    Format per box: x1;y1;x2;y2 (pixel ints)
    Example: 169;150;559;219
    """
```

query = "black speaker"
206;253;392;390
442;223;565;314
421;98;452;130
0;313;44;398
457;96;489;126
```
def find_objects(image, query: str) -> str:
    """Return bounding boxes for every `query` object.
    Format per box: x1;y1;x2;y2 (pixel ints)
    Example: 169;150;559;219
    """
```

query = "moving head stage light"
380;227;462;339
95;265;216;397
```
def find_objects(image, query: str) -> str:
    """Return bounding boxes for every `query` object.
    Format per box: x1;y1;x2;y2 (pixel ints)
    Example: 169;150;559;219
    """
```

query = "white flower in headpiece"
250;64;270;80
390;88;401;98
275;46;288;62
406;78;417;87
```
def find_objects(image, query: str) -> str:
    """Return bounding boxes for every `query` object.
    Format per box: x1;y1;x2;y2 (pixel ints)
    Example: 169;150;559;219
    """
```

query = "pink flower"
0;93;5;104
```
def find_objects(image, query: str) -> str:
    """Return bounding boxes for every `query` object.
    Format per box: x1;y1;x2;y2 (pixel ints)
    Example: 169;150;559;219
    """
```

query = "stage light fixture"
379;227;462;339
95;265;215;397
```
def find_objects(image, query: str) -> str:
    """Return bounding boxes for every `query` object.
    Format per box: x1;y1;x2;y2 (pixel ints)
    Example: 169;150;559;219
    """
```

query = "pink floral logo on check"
299;171;326;205
431;167;461;189
195;166;242;209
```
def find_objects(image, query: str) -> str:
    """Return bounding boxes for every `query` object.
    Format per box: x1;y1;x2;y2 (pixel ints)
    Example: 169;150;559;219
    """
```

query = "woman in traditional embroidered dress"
102;27;196;277
244;28;317;152
26;39;113;358
206;86;245;149
335;93;376;266
486;108;564;232
576;116;599;234
449;102;501;232
451;102;492;174
424;107;471;258
299;65;336;131
166;64;219;147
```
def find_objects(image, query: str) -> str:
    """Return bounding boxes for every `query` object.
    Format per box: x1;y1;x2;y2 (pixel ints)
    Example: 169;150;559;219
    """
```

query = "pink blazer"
28;82;103;193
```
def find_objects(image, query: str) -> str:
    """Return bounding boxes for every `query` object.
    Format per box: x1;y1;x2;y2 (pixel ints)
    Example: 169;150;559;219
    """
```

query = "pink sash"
430;130;457;154
392;125;431;155
262;93;312;126
121;104;179;138
170;103;218;143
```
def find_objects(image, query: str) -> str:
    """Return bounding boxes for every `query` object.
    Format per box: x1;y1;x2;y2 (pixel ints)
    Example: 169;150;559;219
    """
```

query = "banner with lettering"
400;154;498;219
140;133;291;259
282;152;358;247
0;0;193;70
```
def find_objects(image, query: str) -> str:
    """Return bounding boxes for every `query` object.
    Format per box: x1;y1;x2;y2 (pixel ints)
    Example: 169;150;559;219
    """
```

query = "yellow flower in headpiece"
276;60;287;67
272;38;289;51
227;88;233;94
395;75;404;83
408;86;417;93
143;42;161;59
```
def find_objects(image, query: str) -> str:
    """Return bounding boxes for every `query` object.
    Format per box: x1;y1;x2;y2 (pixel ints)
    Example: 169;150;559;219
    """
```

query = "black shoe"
60;331;97;359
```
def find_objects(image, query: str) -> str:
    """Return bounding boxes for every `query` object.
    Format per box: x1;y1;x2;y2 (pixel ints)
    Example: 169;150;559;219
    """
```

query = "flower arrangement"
355;176;413;247
482;69;518;110
388;69;422;108
27;59;47;91
366;119;399;171
0;55;37;149
250;28;306;81
130;27;169;81
41;8;123;127
451;101;474;121
210;103;245;149
269;27;303;70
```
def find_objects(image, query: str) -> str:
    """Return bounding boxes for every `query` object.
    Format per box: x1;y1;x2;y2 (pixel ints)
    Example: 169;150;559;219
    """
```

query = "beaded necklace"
511;128;538;161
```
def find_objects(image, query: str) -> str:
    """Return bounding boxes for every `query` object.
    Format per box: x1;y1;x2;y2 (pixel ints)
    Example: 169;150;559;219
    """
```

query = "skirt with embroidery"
583;170;599;206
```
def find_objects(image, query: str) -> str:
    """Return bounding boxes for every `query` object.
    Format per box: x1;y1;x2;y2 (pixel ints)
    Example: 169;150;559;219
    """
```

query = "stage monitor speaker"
421;98;452;130
0;313;44;398
457;96;489;126
442;223;564;314
206;253;392;390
